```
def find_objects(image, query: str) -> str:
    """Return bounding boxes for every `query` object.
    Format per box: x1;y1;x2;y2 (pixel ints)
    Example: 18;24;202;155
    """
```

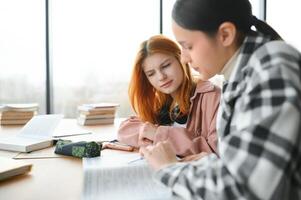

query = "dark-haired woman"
141;0;301;199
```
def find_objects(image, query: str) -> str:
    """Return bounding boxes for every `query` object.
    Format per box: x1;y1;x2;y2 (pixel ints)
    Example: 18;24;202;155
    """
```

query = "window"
0;0;46;113
51;0;160;117
1;1;299;118
267;1;301;51
162;0;176;40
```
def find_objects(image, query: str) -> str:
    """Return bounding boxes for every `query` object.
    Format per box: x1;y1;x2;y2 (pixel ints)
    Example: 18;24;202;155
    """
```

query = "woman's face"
172;20;227;80
142;53;184;97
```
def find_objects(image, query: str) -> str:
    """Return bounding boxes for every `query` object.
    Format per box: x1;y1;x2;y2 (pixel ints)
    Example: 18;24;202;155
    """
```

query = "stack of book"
77;103;119;126
0;157;32;181
0;103;39;125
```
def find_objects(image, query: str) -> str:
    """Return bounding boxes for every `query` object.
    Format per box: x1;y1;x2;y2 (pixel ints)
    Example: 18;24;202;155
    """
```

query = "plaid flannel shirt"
154;33;301;200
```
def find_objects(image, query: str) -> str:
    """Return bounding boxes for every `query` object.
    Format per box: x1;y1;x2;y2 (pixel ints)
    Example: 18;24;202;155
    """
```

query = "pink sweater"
118;81;221;156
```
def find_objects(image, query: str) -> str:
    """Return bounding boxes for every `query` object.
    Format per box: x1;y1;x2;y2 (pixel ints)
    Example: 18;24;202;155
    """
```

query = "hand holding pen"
139;141;178;171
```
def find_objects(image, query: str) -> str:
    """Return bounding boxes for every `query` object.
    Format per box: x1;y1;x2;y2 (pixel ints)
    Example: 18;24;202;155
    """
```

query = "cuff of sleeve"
154;154;219;186
154;162;188;186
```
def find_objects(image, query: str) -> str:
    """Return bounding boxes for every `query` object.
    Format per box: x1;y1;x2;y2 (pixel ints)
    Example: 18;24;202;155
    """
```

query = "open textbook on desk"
0;114;63;152
82;153;173;200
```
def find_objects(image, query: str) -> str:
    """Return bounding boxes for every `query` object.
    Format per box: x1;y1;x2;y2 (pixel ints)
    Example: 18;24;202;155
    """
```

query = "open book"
0;157;32;181
0;114;63;152
82;153;173;200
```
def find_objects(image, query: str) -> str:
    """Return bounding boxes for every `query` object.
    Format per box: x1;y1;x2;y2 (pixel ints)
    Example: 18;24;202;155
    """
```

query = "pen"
53;132;92;138
128;157;144;164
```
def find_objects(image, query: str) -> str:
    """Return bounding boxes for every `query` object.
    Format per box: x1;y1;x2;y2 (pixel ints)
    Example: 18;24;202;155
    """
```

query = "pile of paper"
0;103;39;125
77;103;119;125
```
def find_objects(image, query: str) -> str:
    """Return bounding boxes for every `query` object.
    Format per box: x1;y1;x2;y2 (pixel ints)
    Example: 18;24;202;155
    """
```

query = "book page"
18;114;63;139
82;153;173;200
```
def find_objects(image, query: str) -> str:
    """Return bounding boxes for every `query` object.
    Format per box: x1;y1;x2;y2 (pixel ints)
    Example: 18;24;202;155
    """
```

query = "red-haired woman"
117;35;220;157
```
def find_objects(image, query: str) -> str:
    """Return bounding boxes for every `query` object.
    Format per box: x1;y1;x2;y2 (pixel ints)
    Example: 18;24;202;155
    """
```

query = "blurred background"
0;0;300;118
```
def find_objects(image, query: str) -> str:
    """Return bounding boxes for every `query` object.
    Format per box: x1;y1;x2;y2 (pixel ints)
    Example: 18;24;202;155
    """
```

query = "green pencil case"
54;139;101;158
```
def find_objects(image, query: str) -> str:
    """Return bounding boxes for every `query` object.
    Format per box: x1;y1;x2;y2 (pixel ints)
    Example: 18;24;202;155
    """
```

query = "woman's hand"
138;122;158;146
140;141;178;171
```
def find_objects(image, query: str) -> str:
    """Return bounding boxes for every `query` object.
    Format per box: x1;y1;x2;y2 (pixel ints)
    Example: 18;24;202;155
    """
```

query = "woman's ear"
217;22;237;47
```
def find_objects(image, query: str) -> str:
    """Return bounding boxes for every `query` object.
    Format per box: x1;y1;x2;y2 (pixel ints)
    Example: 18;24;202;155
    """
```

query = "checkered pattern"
154;33;301;200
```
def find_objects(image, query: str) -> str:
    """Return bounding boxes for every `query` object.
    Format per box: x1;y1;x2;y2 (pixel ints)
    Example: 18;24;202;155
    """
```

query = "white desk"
0;118;126;200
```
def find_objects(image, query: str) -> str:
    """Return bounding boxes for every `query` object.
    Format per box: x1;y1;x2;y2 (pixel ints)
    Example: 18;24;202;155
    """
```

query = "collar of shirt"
220;48;241;81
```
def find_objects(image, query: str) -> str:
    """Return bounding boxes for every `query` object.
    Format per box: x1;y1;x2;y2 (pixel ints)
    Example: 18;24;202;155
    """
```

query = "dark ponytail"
172;0;282;40
251;16;282;40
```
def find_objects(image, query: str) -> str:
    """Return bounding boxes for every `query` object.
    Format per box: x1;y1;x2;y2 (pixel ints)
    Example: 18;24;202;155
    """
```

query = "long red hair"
129;35;195;124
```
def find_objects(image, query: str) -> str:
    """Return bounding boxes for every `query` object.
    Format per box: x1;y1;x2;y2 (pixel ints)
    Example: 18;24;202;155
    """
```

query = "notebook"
0;114;63;152
0;157;32;181
82;153;173;200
